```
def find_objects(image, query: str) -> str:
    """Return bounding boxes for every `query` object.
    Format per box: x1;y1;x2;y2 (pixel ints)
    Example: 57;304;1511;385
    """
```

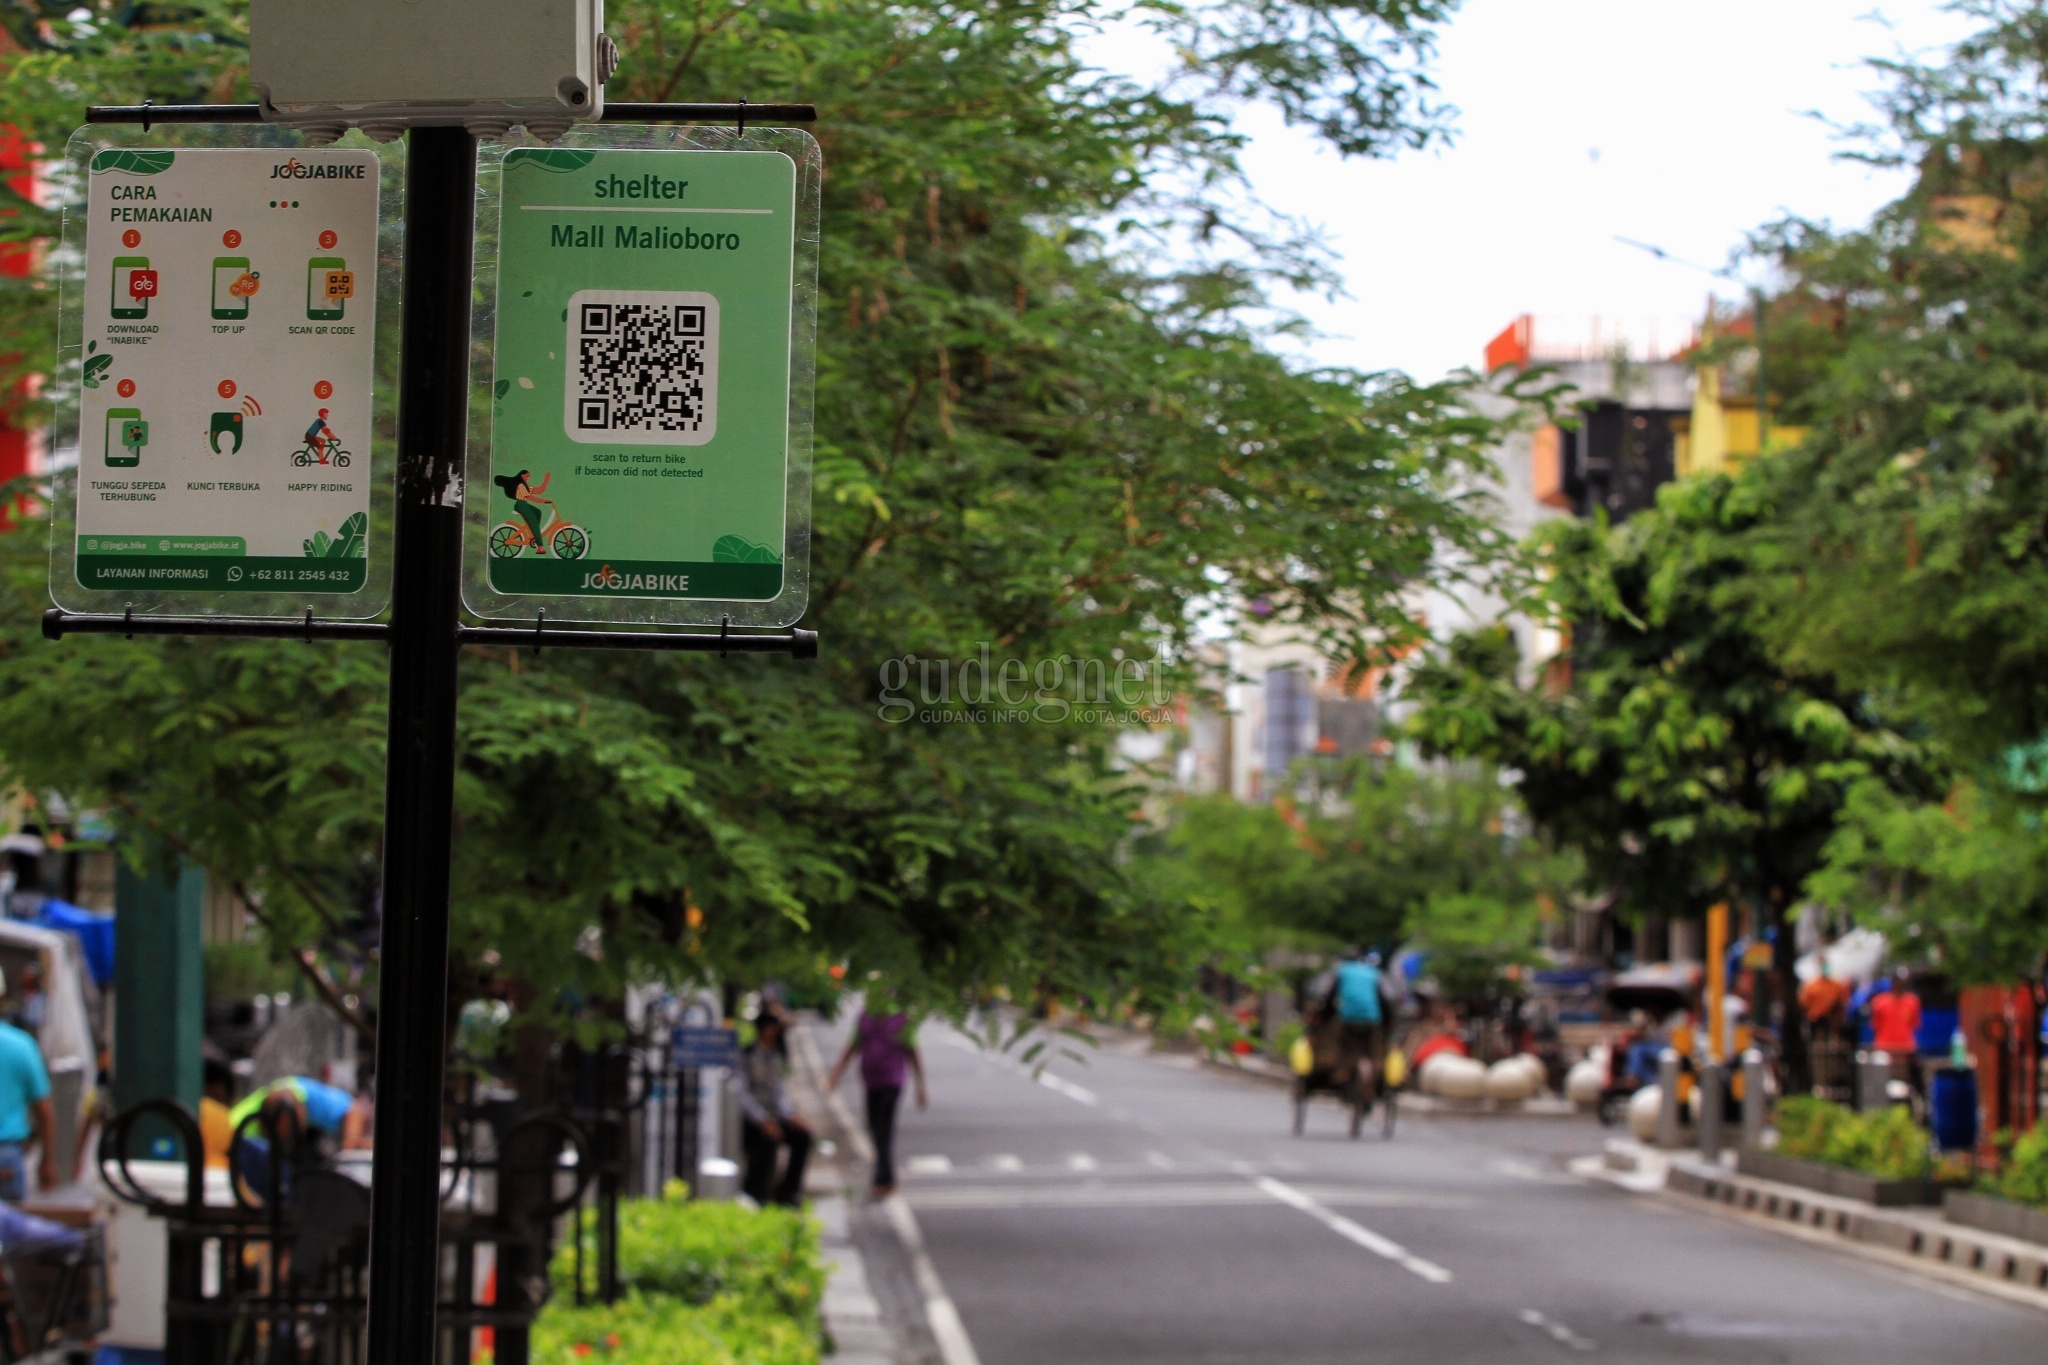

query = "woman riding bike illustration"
292;408;351;467
490;469;589;559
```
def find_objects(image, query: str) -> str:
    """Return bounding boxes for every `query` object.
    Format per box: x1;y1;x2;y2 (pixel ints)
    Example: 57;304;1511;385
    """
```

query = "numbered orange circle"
318;230;338;250
120;229;141;249
116;379;136;398
313;380;334;400
217;379;237;399
222;229;242;249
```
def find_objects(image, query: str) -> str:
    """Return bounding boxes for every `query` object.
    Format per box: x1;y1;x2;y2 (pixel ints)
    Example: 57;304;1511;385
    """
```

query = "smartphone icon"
111;256;151;319
213;256;254;320
105;408;145;467
307;257;348;321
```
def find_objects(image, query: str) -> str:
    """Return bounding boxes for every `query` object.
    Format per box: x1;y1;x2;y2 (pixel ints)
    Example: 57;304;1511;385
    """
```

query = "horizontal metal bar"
601;102;817;124
42;608;818;658
86;103;817;127
44;608;387;642
86;104;265;125
460;623;818;659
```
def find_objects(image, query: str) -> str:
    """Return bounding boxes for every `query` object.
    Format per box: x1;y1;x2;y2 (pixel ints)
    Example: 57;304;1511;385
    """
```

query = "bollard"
1698;1062;1726;1163
1655;1048;1682;1148
1741;1049;1766;1150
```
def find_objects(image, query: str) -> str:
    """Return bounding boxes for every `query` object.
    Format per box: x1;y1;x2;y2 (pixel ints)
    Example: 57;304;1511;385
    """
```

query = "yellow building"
1676;309;1804;479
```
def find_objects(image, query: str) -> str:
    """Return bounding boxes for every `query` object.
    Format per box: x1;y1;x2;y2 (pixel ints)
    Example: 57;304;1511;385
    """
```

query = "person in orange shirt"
198;1061;235;1171
1870;969;1923;1053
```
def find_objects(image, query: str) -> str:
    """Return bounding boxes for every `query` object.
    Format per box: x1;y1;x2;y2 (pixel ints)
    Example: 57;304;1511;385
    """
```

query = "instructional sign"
486;147;796;602
74;147;379;594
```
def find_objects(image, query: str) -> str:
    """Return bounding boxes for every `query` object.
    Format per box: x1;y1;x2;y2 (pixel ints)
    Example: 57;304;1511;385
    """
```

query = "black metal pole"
366;124;476;1363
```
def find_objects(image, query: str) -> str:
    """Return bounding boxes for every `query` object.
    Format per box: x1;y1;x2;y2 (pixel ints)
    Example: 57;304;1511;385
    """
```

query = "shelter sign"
74;148;379;593
485;147;797;604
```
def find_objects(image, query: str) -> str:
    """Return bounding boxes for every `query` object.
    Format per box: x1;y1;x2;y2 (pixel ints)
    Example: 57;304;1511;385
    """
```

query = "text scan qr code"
563;289;720;446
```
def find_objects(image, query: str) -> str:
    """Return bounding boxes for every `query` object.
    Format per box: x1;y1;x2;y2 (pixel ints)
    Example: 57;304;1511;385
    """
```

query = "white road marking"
906;1154;953;1175
1145;1150;1175;1169
885;1194;984;1365
906;1183;1479;1212
1038;1072;1099;1106
1067;1153;1099;1172
1252;1176;1453;1284
1520;1309;1596;1351
989;1154;1023;1172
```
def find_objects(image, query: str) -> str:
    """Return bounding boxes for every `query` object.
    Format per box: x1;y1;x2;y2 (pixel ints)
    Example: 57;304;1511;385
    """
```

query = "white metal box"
250;0;616;141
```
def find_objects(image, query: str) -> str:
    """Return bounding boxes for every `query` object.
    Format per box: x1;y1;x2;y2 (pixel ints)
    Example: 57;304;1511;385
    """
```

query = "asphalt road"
819;1020;2044;1365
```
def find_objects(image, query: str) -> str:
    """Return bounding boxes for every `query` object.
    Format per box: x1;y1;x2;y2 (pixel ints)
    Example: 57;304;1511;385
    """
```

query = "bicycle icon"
292;436;351;468
490;508;589;560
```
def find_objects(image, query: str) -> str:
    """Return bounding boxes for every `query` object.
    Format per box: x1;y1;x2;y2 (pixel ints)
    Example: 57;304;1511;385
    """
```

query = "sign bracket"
41;606;818;655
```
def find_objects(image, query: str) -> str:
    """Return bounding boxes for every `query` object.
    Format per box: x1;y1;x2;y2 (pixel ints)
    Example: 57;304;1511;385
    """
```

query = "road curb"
1578;1137;2048;1316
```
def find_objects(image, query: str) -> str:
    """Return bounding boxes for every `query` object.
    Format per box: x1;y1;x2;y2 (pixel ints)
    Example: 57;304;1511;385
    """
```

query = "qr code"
564;289;720;446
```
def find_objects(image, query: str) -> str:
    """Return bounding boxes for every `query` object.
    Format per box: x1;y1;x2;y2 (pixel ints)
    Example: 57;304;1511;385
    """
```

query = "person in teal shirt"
0;970;54;1200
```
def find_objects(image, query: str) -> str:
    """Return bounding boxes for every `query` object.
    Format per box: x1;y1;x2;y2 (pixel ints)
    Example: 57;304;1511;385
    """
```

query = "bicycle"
490;503;589;560
292;435;351;468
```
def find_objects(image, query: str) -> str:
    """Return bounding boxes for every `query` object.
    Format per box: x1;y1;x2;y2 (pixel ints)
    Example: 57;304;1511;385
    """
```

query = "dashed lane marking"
1038;1072;1099;1106
1067;1154;1098;1172
1252;1176;1454;1284
989;1154;1023;1172
1520;1309;1596;1351
1145;1151;1175;1169
906;1155;953;1175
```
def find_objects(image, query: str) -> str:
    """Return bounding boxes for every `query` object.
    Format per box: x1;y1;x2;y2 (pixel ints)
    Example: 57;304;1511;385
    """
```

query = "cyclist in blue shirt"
1328;948;1391;1098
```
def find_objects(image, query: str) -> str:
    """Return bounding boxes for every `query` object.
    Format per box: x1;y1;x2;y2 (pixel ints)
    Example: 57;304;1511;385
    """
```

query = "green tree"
1141;758;1571;1005
1700;2;2048;985
1406;475;1937;1086
0;0;1516;1036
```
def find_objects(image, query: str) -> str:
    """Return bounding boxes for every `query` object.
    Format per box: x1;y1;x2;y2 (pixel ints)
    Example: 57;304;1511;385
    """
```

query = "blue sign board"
671;1025;740;1069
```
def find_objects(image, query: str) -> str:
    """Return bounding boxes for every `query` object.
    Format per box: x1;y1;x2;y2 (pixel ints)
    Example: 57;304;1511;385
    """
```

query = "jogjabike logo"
579;563;692;592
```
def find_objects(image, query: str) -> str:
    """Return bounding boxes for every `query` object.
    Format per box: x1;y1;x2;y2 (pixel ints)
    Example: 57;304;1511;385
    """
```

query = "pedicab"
1288;1006;1397;1140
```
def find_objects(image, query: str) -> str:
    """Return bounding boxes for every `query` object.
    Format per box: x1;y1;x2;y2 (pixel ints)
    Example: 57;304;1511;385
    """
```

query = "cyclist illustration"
293;409;351;467
490;469;588;559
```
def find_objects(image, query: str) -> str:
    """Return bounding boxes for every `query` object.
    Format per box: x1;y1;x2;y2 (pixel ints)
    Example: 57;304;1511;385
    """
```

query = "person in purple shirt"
827;999;929;1199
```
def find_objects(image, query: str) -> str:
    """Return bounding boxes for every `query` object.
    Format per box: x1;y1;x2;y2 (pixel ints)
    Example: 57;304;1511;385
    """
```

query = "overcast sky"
1088;1;1978;380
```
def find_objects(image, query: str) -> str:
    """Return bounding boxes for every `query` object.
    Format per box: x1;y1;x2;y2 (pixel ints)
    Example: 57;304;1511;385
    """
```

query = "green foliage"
555;1197;822;1332
1989;1124;2048;1207
1403;891;1543;1008
202;940;298;1003
1775;1095;1933;1182
1407;475;1937;929
539;1198;823;1365
1138;758;1568;1007
530;1292;817;1365
1806;778;2048;985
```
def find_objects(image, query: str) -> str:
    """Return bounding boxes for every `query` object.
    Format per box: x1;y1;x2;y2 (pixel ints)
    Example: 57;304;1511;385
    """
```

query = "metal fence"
99;1097;600;1365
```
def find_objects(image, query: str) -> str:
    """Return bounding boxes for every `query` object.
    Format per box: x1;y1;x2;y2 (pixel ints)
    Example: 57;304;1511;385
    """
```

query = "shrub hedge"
531;1197;824;1365
1775;1096;1933;1182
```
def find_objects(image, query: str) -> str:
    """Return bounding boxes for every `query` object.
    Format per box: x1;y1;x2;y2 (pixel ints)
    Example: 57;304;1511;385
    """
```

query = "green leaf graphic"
494;379;511;401
303;531;332;557
712;535;780;565
82;354;111;388
506;149;595;173
327;512;367;559
90;149;175;175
